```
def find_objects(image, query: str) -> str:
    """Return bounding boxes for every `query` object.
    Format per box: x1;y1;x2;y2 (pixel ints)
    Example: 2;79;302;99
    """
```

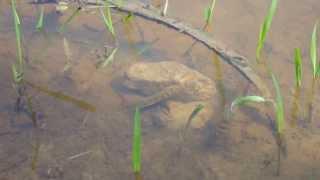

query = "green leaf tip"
132;107;141;173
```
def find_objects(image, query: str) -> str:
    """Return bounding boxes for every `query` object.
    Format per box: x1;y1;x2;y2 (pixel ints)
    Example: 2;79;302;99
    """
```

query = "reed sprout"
231;73;285;134
132;107;142;174
204;0;216;25
10;0;24;84
35;6;44;31
96;47;118;68
100;1;115;36
294;48;302;88
310;22;318;79
256;0;278;61
59;7;81;33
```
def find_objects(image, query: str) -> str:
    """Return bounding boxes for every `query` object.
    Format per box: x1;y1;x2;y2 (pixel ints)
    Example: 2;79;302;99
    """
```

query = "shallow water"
1;1;320;179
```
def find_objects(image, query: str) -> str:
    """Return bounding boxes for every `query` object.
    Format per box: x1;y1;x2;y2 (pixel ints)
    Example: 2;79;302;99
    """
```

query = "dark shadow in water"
25;80;96;112
12;83;42;129
289;86;301;127
306;79;316;126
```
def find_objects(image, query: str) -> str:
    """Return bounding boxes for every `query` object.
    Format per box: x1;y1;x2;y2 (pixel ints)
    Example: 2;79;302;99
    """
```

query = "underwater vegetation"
10;0;24;84
204;0;216;25
256;0;278;61
35;6;44;31
132;107;142;179
4;0;320;179
100;0;115;36
294;48;302;88
310;22;319;79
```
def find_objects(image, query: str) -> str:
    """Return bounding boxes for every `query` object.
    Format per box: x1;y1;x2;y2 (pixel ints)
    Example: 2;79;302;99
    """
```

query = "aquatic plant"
63;37;72;71
231;73;284;134
271;73;284;134
180;104;204;140
100;1;115;36
161;0;169;16
35;6;44;31
310;22;318;78
96;47;118;68
123;12;134;23
204;0;216;25
256;0;278;61
231;96;270;111
59;7;81;32
10;0;24;84
132;107;142;173
294;48;302;87
231;72;285;175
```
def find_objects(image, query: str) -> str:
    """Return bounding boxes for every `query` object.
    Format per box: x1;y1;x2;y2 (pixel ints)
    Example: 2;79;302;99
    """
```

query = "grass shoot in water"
10;0;24;83
179;104;204;141
271;73;284;134
230;73;284;134
132;107;142;173
96;47;118;68
36;6;44;31
59;7;81;33
231;96;270;112
256;0;278;61
294;48;302;87
310;22;318;79
204;0;216;25
100;1;115;36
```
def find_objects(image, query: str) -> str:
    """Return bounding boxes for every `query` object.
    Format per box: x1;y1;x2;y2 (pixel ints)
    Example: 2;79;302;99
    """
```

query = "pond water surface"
1;0;320;180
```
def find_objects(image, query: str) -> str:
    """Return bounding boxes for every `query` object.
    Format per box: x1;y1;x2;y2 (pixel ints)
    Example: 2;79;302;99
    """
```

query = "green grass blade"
132;107;141;173
59;7;81;33
185;104;204;129
256;0;278;60
204;0;216;24
271;73;285;134
11;0;23;73
96;47;118;68
36;6;44;30
231;95;268;112
122;12;134;23
310;22;318;78
100;1;115;36
11;64;23;83
294;48;302;87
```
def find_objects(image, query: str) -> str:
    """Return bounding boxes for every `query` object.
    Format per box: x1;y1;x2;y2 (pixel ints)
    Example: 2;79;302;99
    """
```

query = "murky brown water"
1;0;320;179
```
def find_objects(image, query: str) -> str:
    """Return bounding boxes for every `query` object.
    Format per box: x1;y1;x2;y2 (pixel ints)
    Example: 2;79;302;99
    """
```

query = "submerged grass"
11;0;24;84
294;48;302;88
100;1;115;36
59;7;81;33
231;96;270;111
35;6;44;31
256;0;278;61
231;73;284;134
180;104;204;141
271;73;284;134
231;72;285;176
310;22;318;78
204;0;216;25
96;47;118;68
132;107;142;174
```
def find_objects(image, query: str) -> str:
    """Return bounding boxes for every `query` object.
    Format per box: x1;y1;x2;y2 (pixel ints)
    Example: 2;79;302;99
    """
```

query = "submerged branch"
87;0;270;97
